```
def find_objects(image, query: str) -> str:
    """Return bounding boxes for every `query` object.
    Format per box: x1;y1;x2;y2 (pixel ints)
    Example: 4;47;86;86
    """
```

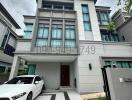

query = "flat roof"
36;0;97;3
0;3;21;29
95;6;111;12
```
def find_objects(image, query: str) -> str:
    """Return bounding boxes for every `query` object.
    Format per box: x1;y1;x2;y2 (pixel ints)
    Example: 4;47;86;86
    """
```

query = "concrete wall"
74;0;101;41
117;19;132;42
16;40;31;52
112;9;125;29
106;68;132;100
35;62;75;89
78;41;132;93
78;41;104;93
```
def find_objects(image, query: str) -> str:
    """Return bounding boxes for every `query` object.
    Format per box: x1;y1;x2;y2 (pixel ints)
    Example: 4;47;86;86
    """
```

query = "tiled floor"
35;90;82;100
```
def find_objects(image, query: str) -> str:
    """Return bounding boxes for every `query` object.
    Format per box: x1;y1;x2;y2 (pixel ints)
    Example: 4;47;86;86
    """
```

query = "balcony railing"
33;46;78;55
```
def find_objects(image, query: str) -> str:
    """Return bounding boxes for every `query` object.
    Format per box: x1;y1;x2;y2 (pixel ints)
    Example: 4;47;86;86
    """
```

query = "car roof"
17;75;39;78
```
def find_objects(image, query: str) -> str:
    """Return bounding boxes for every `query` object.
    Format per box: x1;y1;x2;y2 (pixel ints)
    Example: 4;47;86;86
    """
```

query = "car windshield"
6;77;34;84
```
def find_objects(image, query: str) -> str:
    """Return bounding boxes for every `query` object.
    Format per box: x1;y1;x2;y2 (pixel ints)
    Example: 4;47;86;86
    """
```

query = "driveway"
35;90;82;100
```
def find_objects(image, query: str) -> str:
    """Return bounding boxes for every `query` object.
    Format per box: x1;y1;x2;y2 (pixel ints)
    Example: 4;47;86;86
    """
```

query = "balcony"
33;46;79;55
38;8;76;19
15;39;32;52
15;39;79;55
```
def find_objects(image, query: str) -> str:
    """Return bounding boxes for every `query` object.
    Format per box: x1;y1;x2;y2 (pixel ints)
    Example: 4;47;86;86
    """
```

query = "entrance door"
61;65;70;86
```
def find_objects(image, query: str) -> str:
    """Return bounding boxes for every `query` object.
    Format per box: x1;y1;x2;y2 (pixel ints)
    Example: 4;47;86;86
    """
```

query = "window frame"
51;24;62;48
82;4;92;31
65;25;76;48
36;23;49;47
24;23;33;39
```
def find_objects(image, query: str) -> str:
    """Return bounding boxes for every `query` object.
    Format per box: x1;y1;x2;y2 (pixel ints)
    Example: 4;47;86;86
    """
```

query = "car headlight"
12;92;26;100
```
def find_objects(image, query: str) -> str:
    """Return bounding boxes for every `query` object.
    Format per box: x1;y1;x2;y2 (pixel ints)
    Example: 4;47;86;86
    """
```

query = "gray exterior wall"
106;68;132;100
117;18;132;42
111;9;130;29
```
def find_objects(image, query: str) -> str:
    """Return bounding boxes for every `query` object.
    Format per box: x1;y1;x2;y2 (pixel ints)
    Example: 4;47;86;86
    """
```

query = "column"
9;55;20;80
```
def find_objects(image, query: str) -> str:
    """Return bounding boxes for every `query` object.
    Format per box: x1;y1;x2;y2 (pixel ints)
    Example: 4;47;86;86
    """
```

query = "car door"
34;76;43;96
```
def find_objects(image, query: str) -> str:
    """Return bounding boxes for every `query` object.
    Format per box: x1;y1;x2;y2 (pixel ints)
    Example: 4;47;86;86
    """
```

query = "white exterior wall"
16;41;31;52
78;41;132;93
78;41;104;93
35;62;75;90
74;0;101;41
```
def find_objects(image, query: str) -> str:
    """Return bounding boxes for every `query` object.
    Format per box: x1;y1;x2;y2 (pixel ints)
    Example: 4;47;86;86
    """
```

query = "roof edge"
0;3;21;29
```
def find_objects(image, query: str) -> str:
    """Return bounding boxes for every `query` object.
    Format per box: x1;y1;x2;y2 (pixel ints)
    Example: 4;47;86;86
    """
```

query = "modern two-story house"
9;0;132;96
0;3;21;84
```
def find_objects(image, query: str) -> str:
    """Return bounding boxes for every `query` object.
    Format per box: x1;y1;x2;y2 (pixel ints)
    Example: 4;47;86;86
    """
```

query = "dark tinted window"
34;76;41;82
6;77;33;84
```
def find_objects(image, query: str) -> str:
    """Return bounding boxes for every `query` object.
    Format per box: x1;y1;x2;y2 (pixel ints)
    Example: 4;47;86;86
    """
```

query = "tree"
107;22;114;33
117;0;132;16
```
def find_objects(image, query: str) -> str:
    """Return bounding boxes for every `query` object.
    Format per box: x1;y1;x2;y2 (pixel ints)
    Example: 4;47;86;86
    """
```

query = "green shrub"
100;96;107;100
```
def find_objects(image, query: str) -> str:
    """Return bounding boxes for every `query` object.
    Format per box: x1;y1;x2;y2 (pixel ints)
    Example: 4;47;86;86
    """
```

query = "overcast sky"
0;0;121;35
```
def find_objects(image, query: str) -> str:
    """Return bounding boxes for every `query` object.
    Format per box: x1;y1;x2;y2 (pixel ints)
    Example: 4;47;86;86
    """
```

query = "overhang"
17;54;77;63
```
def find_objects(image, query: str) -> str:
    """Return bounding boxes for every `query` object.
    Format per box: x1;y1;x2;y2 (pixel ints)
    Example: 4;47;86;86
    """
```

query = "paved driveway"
35;90;82;100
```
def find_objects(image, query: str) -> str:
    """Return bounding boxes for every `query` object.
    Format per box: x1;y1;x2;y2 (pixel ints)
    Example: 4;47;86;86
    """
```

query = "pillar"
9;55;20;80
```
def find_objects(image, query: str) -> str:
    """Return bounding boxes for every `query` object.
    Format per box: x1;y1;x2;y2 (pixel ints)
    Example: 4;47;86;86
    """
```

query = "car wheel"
26;92;32;100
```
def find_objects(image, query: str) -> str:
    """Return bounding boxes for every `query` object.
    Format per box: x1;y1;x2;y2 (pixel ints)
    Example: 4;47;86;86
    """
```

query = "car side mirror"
34;81;39;84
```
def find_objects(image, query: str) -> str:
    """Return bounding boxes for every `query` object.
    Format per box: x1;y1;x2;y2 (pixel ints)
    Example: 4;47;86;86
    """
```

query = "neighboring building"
96;6;119;42
9;0;132;96
112;9;130;29
0;3;20;83
112;9;132;42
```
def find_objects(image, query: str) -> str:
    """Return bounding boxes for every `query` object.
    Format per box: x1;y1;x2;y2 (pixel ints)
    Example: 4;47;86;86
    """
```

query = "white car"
0;75;45;100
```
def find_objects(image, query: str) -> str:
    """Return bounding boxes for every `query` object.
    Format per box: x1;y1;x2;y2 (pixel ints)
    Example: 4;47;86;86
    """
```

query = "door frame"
60;65;70;86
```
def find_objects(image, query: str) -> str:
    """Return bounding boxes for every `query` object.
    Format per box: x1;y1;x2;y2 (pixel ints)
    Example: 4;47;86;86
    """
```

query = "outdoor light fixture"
89;63;92;70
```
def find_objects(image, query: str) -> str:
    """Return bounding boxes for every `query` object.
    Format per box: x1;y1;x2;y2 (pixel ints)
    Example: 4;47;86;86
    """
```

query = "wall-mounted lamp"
89;63;92;70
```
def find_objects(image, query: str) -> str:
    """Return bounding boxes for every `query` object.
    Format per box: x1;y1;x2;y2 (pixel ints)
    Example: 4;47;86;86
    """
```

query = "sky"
0;0;121;35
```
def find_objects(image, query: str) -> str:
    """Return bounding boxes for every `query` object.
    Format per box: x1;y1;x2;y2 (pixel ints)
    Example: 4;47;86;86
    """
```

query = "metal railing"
33;46;79;55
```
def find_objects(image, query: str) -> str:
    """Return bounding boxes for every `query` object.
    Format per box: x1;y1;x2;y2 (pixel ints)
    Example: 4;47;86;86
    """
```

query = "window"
6;77;34;84
1;30;10;48
52;25;62;39
97;12;109;25
64;5;73;10
0;66;5;73
65;40;76;48
36;24;49;47
105;61;112;66
116;61;131;68
101;33;119;42
43;4;52;9
51;40;62;47
36;39;48;47
51;24;62;47
65;25;75;39
8;35;16;48
104;60;132;68
65;25;76;48
54;4;63;10
82;4;91;31
24;23;33;39
0;21;7;47
42;1;73;11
